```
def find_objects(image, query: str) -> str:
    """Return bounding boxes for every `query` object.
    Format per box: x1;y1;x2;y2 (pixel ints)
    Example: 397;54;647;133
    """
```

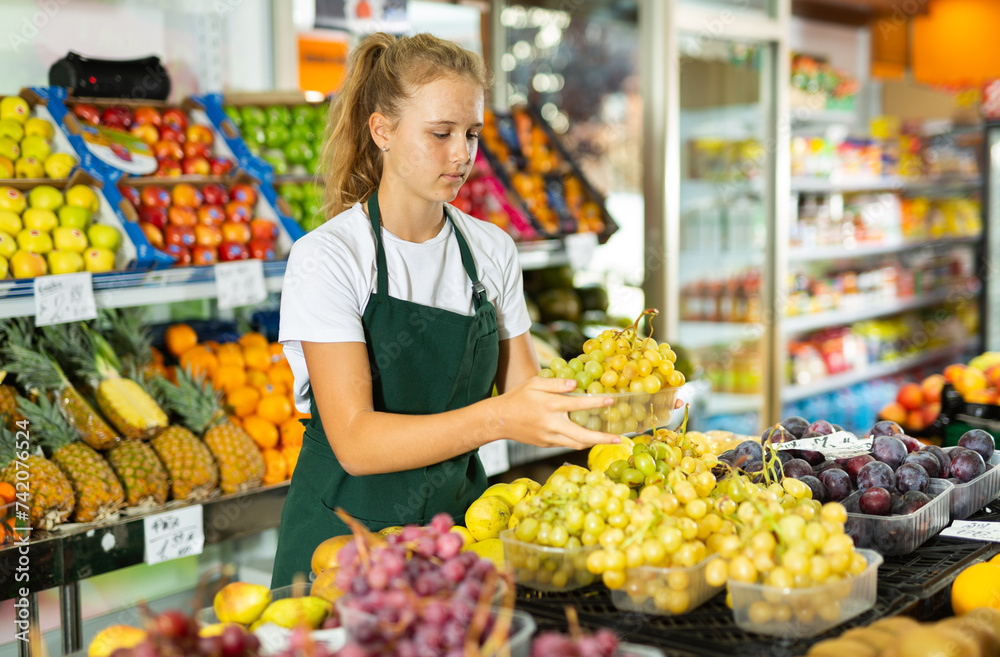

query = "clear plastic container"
609;555;723;616
944;447;1000;519
500;529;599;591
565;387;680;435
844;479;954;556
729;548;883;638
617;644;666;657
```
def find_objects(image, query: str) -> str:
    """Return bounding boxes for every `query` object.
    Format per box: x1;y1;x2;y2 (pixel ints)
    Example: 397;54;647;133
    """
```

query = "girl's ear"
369;111;390;150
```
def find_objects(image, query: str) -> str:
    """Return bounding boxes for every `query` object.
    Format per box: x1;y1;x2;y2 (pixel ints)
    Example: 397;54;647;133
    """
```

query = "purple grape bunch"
530;628;619;657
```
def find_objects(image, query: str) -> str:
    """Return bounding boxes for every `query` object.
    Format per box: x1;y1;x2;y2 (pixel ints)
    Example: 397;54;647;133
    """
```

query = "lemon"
451;525;476;549
952;562;1000;615
481;481;530;508
88;626;147;657
588;437;634;473
465;495;511;541
468;538;505;570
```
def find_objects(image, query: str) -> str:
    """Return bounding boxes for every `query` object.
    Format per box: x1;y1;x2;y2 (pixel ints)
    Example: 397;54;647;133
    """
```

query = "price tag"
940;520;1000;543
215;260;267;309
777;431;873;458
479;440;510;477
34;272;98;327
564;233;598;270
143;505;204;565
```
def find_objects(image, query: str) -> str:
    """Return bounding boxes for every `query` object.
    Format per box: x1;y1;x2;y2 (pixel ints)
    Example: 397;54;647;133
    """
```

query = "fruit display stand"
0;90;81;182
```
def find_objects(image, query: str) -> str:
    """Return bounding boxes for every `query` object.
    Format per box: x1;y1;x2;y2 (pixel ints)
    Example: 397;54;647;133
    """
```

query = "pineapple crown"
17;393;80;453
1;342;71;395
0;317;36;352
0;415;16;468
103;308;153;370
44;323;122;385
155;367;225;435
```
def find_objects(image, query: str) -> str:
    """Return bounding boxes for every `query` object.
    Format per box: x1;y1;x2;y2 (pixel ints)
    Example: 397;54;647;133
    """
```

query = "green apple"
20;135;51;161
0;136;20;161
0;254;7;279
286;200;304;222
24;117;54;140
262;149;288;176
9;249;46;278
0;210;21;234
48;249;84;275
245;142;261;157
58;205;90;230
22;208;58;232
284;140;314;166
15;157;44;179
243;125;266;146
17;228;52;254
87;224;120;252
83;247;115;273
0;119;24;142
0;97;29;124
0;186;26;213
303;197;323;222
291;105;314;126
289;124;316;143
240;105;266;127
0;229;16;258
28;185;64;210
223;105;242;128
279;182;304;203
65;185;99;213
306;156;321;175
264;124;290;149
44;153;76;179
300;214;326;232
266;105;291;126
52;226;88;253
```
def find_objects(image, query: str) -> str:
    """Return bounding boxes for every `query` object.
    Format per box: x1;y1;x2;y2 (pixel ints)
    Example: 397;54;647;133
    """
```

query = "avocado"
576;284;609;313
536;288;581;324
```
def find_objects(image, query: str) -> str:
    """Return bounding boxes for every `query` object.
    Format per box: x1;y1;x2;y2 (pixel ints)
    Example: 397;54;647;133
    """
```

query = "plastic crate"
944;446;1000;519
609;555;723;617
501;529;599;592
844;479;954;555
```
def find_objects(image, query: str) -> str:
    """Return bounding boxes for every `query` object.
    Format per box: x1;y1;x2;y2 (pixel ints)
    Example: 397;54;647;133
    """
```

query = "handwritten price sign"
777;431;873;458
143;505;205;565
34;272;98;327
940;520;1000;543
215;260;267;310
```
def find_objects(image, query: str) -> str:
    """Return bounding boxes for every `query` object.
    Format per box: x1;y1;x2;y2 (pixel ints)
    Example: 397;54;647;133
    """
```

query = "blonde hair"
320;33;492;218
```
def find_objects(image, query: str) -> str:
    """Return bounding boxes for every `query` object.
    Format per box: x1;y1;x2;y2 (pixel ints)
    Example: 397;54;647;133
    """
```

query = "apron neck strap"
366;190;487;307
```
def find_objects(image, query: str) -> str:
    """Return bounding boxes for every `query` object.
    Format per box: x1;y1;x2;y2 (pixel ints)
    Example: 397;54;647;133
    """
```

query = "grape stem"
334;508;374;570
564;606;583;642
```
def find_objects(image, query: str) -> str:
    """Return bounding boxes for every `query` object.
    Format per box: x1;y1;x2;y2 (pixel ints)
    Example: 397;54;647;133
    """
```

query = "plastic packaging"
844;479;954;555
500;529;599;591
565;387;680;435
609;555;723;616
617;643;666;657
728;548;882;638
944;447;1000;520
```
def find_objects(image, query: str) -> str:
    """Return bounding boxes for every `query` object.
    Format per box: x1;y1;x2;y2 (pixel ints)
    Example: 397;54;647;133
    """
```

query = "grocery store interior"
4;0;1000;655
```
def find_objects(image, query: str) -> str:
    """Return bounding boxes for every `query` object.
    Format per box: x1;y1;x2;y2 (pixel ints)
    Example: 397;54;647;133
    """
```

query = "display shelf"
704;392;760;417
787;235;981;262
782;338;979;403
515;240;570;270
782;288;969;335
790;175;982;194
677;322;761;350
790;109;858;126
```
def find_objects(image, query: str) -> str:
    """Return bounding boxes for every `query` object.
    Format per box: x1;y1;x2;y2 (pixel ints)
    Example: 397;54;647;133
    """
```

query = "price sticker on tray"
215;260;267;309
777;431;873;458
144;504;205;565
940;520;1000;543
34;272;98;327
478;440;510;477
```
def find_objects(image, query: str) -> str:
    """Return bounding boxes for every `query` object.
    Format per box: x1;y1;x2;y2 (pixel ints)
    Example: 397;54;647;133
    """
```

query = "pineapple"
158;368;263;495
0;372;27;431
106;440;170;508
0;417;75;530
18;394;125;523
104;308;161;381
151;426;220;501
2;343;122;450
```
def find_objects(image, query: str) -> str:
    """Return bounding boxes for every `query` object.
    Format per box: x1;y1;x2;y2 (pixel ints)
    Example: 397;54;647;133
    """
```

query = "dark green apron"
271;192;497;587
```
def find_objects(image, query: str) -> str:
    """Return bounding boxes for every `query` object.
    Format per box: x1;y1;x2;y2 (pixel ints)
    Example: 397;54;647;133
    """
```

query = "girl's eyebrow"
424;120;484;128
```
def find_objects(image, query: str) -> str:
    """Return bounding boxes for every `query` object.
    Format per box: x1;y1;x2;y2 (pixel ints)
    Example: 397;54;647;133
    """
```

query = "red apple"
171;183;202;208
153;140;183;161
72;103;101;125
140;186;171;208
248;239;275;260
218;241;249;261
101;106;133;130
138;205;168;231
186;125;214;145
249;218;277;242
221;220;251;244
183;141;210;159
165;224;195;248
181;156;211;176
879;402;907;426
944;363;967;384
168;206;198;227
229;184;257;206
194;224;222;248
160;125;185;144
906;411;925;432
923;402;941;428
197;205;225;227
201;184;229;205
162;108;188;131
225;201;252;223
920;374;945;404
140;222;164;248
192;245;218;266
130;123;159;145
156;158;182;177
896;383;924;412
165;243;192;266
209;158;233;176
133;107;162;127
118;185;141;209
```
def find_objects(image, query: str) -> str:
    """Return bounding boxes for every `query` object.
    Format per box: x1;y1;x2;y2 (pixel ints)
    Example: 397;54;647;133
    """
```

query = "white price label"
564;232;598;270
143;505;204;565
215;260;267;309
34;272;98;327
777;431;873;458
479;440;510;477
940;520;1000;543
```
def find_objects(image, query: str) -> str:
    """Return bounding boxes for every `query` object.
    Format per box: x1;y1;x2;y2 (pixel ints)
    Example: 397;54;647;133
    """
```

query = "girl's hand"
490;376;622;450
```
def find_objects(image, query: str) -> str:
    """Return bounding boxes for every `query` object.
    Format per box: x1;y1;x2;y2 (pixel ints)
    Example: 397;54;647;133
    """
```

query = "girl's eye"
434;133;449;139
468;133;480;140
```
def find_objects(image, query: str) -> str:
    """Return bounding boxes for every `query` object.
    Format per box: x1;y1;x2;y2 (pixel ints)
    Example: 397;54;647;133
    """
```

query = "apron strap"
367;190;488;309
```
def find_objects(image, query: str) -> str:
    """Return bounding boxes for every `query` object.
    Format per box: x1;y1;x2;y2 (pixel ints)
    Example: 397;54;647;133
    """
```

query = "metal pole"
60;582;82;655
19;592;39;657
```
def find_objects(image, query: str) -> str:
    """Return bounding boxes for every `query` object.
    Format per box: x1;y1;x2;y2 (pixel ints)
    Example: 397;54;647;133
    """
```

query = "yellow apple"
0;210;21;235
14;157;43;179
87;224;120;252
0;186;26;213
24;117;54;140
0;119;24;142
16;228;52;254
44;153;76;179
0;137;19;162
22;208;58;232
20;135;51;162
48;249;84;275
9;250;46;278
58;205;89;230
52;226;88;253
0;230;15;258
66;185;99;213
27;184;63;210
0;255;7;279
0;97;30;124
83;247;115;273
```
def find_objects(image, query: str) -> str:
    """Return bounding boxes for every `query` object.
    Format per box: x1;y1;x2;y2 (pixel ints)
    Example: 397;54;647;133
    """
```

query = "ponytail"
320;32;492;218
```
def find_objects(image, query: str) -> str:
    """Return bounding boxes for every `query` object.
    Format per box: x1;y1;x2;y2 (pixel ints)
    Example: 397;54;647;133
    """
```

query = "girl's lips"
441;173;464;182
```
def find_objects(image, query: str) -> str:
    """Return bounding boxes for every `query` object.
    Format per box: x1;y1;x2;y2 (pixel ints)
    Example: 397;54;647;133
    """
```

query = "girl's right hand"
489;376;622;450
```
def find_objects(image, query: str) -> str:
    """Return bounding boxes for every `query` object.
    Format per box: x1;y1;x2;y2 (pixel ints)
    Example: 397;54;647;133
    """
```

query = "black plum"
899;490;932;514
801;431;826;440
895;462;930;493
857;461;896;491
775;450;793;466
761;425;793;444
832;424;845;432
781;458;814;479
921;445;952;479
808;420;835;436
818;468;852;501
814;460;845;476
735;440;763;462
898;435;923;453
890;492;904;514
859;486;891;515
871;420;904;438
958;429;996;462
903;451;941;479
780;416;810;439
845;454;876;484
872;435;908;470
744;460;766;483
798;475;826;503
797;450;826;466
951;449;987;483
845;517;873;547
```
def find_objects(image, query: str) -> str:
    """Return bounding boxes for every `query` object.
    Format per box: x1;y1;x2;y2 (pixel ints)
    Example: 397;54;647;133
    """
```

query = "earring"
381;146;388;152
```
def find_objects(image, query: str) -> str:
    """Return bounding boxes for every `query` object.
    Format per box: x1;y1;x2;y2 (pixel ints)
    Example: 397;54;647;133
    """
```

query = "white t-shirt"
279;202;532;413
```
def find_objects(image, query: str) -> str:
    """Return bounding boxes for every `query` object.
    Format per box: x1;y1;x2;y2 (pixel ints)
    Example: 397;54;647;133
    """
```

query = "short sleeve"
496;232;532;341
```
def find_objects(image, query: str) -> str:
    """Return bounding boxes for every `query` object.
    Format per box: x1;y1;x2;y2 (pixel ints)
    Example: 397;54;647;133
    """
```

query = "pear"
256;597;332;630
197;623;242;638
310;568;346;605
88;625;147;657
310;534;355;575
213;582;272;625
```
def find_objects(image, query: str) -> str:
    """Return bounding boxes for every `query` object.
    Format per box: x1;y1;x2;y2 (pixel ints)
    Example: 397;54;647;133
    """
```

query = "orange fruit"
258;393;293;425
952;562;1000;615
269;343;287;365
246;369;269;388
257;382;288;398
227;386;261;418
212;364;247;395
165;323;198;358
282;444;301;477
179;346;218;380
268;363;295;389
216;344;246;369
262;448;288;485
239;332;269;350
151;346;165;365
280;418;305;448
228;415;243;429
243;346;271;372
243;415;279;449
0;482;15;505
203;340;221;353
